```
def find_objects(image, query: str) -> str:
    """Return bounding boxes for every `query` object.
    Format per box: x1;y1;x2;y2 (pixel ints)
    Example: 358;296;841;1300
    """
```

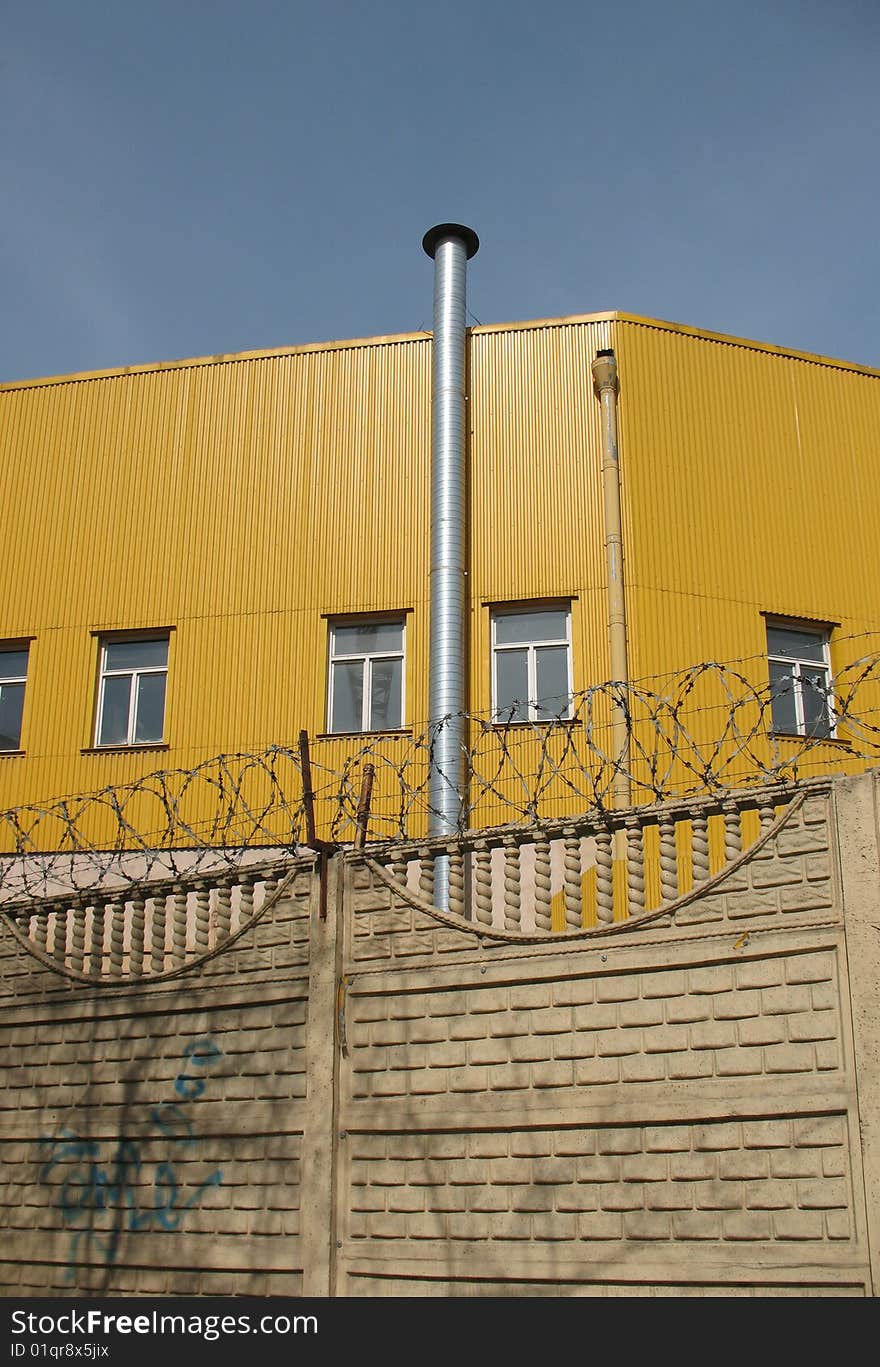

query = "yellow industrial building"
2;238;879;850
5;229;880;1299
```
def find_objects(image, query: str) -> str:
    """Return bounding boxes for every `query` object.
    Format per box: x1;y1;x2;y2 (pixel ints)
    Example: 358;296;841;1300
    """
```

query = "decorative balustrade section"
1;783;814;975
372;786;797;936
3;858;303;983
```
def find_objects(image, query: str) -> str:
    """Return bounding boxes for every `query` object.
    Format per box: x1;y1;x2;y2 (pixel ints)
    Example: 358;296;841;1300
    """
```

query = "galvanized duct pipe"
591;348;631;809
422;223;479;867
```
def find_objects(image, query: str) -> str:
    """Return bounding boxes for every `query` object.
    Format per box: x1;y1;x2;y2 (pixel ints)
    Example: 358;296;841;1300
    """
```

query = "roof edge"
470;310;880;379
3;309;879;393
611;311;880;378
0;327;435;394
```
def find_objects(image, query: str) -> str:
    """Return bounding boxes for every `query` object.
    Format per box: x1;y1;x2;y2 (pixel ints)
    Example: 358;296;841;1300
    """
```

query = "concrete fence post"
300;852;343;1295
834;769;880;1294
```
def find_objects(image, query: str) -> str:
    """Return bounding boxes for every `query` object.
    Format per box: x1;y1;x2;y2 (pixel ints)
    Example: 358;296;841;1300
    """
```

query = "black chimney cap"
422;223;480;259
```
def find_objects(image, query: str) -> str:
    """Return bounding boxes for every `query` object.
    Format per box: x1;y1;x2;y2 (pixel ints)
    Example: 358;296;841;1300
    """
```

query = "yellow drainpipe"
591;349;631;811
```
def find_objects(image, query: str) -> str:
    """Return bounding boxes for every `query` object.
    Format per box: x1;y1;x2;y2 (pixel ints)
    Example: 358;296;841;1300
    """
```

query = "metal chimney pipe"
422;223;479;868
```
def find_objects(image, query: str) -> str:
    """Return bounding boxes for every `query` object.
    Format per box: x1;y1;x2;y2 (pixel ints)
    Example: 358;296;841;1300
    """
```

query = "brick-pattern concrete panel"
349;865;476;964
345;948;843;1104
342;1116;852;1246
337;778;875;1295
675;798;835;925
0;878;312;1295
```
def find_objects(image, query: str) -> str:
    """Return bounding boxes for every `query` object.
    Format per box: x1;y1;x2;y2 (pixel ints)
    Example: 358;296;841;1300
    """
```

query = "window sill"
770;731;850;747
0;749;25;758
490;718;578;730
315;729;412;741
81;743;170;755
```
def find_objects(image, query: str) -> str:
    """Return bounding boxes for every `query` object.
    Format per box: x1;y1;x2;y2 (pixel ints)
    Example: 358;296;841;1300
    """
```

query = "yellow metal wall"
612;316;880;797
0;337;433;823
2;313;880;842
614;316;880;676
468;316;614;709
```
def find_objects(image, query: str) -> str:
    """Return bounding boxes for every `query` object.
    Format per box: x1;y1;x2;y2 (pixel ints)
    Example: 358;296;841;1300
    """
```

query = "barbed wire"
2;642;879;906
324;643;880;838
0;747;310;905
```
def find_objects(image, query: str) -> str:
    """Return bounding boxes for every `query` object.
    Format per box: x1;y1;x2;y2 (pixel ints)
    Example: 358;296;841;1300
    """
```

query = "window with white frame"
491;605;573;722
327;619;405;734
95;636;169;746
0;645;28;751
766;621;833;738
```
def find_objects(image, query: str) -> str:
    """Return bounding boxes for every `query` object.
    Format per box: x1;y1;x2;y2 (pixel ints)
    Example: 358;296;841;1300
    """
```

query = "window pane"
766;625;825;663
0;650;28;679
332;622;403;655
495;648;529;722
535;645;571;719
134;672;167;743
369;657;403;730
769;661;798;733
98;676;132;745
105;638;168;671
495;609;568;646
331;660;364;733
0;682;24;749
801;668;832;738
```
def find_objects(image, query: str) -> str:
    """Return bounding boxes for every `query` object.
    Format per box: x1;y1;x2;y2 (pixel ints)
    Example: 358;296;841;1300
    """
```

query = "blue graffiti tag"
38;1036;224;1278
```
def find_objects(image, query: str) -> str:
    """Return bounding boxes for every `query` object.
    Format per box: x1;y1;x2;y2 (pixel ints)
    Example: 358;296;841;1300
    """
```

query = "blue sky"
2;0;879;383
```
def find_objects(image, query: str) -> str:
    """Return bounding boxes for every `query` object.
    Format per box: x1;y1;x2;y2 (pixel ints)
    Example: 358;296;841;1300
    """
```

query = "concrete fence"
1;771;878;1296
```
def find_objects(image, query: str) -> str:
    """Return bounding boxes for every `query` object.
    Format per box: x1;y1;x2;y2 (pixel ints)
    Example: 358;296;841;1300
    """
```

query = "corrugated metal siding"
613;317;880;796
614;318;880;669
2;314;880;840
465;318;615;828
0;337;433;821
468;318;614;714
1;340;432;622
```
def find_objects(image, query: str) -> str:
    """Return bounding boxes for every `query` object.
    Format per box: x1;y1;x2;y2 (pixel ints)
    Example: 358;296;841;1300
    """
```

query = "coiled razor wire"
2;645;880;907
